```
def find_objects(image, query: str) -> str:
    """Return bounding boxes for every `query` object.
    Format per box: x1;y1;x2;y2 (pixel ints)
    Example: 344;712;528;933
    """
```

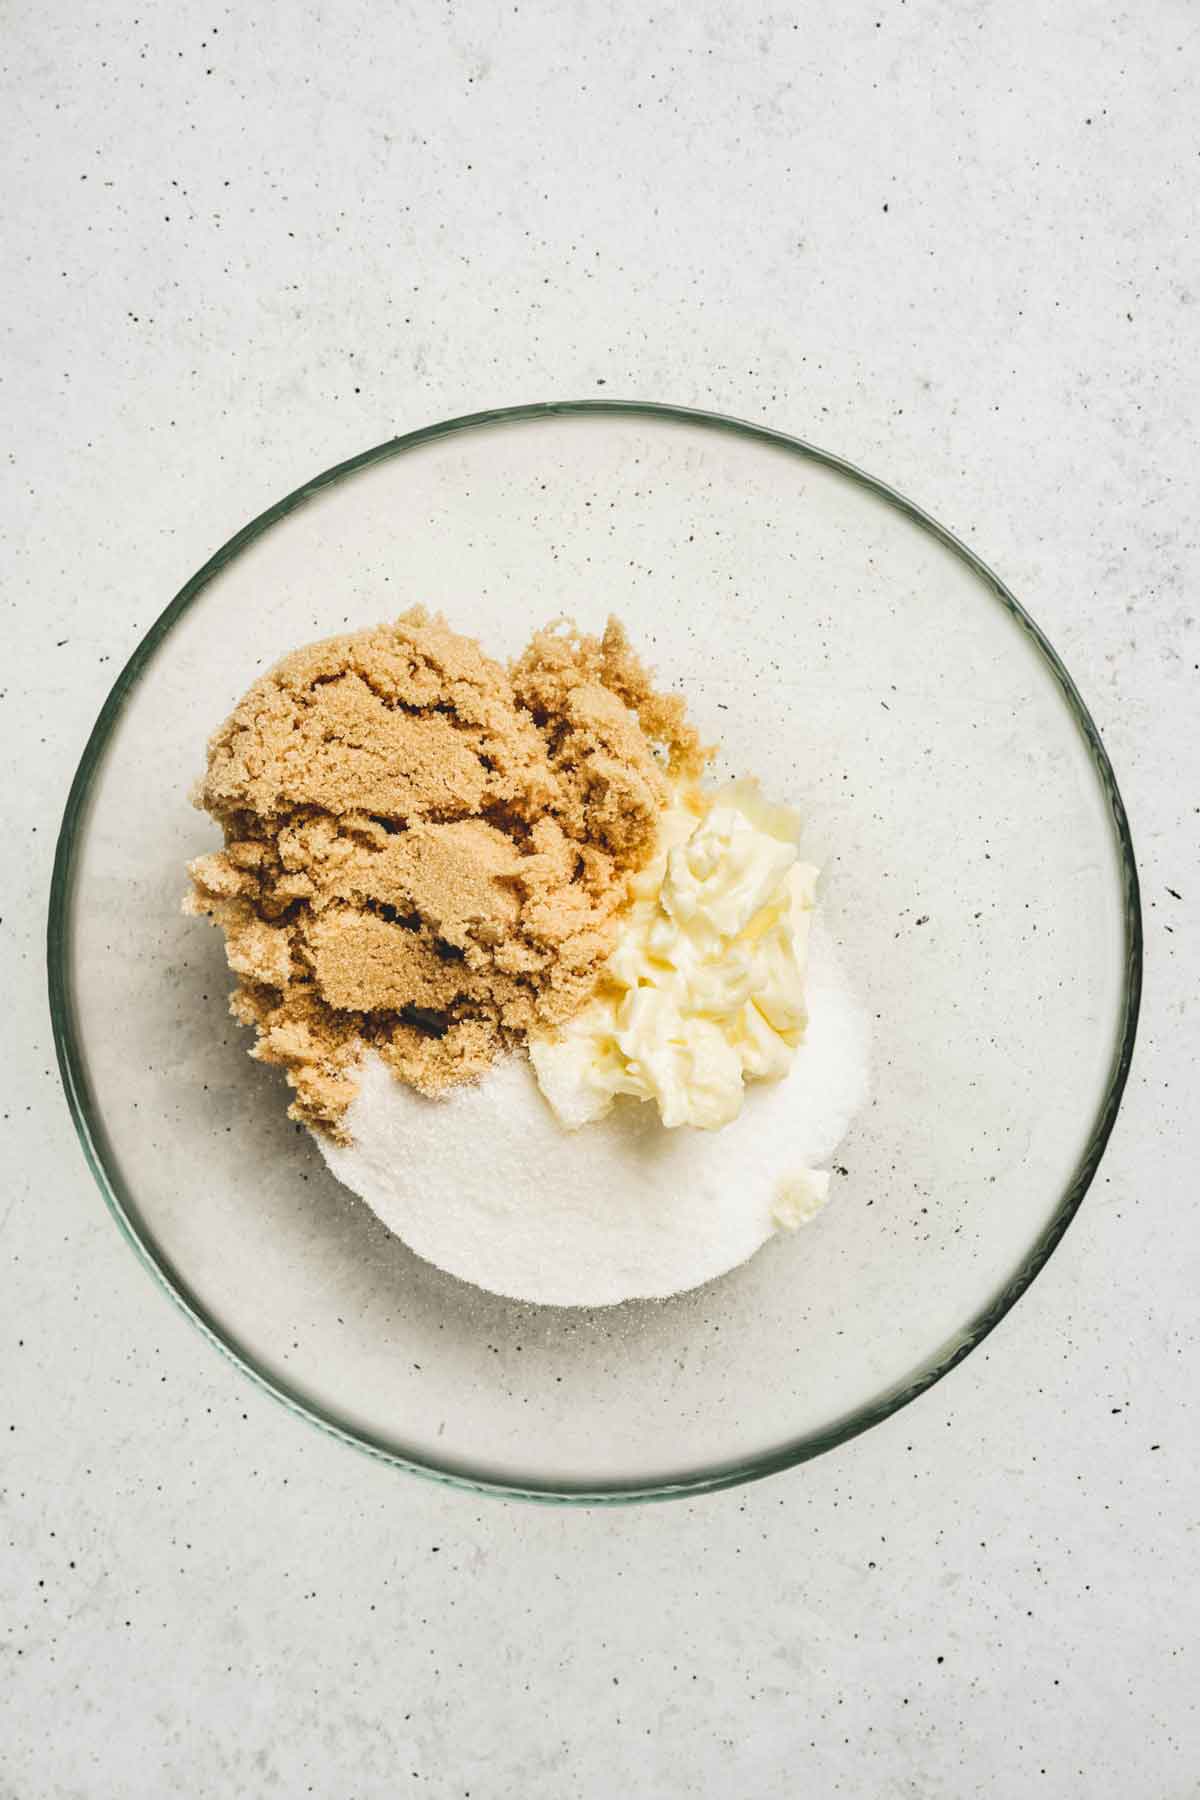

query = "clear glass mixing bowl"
48;403;1141;1501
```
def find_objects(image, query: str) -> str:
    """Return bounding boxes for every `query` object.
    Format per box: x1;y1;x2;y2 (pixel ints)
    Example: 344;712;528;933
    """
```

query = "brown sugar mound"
185;609;708;1139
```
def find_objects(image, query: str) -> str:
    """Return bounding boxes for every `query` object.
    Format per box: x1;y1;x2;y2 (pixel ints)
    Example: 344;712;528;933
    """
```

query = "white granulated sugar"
319;921;870;1308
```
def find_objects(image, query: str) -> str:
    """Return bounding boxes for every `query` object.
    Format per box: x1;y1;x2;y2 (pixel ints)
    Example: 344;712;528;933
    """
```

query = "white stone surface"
3;2;1196;1794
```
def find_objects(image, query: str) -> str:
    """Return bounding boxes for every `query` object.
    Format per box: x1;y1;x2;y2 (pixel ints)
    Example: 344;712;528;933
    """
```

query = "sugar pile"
318;919;870;1308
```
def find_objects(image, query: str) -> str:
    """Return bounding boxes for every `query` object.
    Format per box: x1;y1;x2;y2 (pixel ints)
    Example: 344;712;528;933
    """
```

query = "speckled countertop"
3;4;1197;1795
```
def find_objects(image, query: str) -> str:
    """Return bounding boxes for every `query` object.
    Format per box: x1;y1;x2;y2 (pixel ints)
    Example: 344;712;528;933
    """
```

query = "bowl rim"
47;399;1144;1504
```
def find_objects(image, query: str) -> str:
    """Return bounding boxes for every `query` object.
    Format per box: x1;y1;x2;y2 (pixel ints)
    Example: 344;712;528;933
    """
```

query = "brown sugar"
185;609;708;1138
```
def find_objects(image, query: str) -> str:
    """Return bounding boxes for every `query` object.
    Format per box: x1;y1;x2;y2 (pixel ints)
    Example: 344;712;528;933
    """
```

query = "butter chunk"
530;782;818;1132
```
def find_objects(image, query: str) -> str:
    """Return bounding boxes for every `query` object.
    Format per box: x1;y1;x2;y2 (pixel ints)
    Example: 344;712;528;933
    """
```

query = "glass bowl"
48;402;1141;1502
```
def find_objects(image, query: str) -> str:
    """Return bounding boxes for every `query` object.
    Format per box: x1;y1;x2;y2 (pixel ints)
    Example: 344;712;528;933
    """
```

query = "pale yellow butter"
529;781;819;1132
772;1168;832;1229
